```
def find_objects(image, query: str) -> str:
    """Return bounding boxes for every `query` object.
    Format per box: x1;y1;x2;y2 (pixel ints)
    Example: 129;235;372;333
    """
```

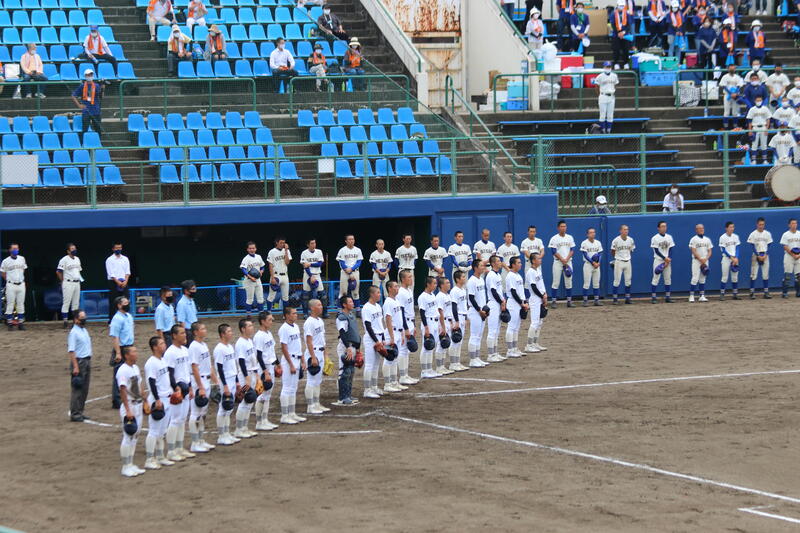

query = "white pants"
372;272;389;296
613;260;632;287
4;282;25;316
486;303;501;339
467;309;485;344
721;256;740;283
506;304;521;334
309;64;326;88
690;258;708;285
258;365;275;402
268;273;289;303
651;259;672;285
280;354;302;395
148;401;172;438
169;395;190;428
148;15;171;37
723;97;741;118
306;349;325;387
750;254;770;280
582;262;600;289
363;334;384;376
552;260;573;289
61;280;81;313
186;16;206;30
784;254;800;275
302;271;323;292
599;93;615;122
189;375;211;419
528;298;543;329
120;402;143;446
751;129;768;151
339;270;360;299
243;278;264;305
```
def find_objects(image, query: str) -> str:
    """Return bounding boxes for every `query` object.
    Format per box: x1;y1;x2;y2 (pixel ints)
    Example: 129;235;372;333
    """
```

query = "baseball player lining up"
267;238;292;312
747;217;772;299
688;224;713;303
1;243;27;330
369;239;392;299
719;222;741;301
337;235;363;313
448;230;473;278
473;228;496;269
610;225;635;304
651;221;675;304
549;221;576;308
56;243;82;329
780;218;800;298
240;241;266;316
300;239;325;318
580;228;603;307
395;234;418;286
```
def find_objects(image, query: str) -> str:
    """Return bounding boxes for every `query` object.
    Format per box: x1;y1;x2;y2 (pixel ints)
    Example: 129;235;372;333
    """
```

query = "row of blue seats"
158;22;318;43
1;114;94;133
192;6;320;25
309;124;429;143
321;140;443;158
16;148;111;164
2;131;101;150
334;157;451;179
177;58;329;78
137;127;274;148
0;8;103;26
148;145;285;163
0;43;126;62
159;161;298;182
298;108;418;128
128;111;264;132
138;0;299;8
2;25;116;43
1;165;122;187
194;40;346;61
5;61;135;81
0;0;94;7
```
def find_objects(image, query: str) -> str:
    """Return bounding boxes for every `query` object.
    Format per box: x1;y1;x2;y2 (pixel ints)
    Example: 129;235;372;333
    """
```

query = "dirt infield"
1;298;799;532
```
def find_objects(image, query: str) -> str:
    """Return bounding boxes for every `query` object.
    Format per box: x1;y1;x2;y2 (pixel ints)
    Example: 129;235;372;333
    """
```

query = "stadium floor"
1;298;798;532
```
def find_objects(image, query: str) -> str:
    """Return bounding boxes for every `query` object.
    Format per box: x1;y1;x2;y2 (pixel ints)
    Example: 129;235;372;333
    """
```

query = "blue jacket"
742;83;768;107
569;13;590;36
609;9;632;36
695;26;718;52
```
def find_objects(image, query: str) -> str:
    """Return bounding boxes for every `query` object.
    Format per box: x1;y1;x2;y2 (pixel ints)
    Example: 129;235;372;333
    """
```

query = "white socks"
166;426;177;455
145;434;157;460
188;418;199;447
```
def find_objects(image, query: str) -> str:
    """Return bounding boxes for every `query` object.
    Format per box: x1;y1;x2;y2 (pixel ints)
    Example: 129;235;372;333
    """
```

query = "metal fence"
287;74;413;116
118;77;258;118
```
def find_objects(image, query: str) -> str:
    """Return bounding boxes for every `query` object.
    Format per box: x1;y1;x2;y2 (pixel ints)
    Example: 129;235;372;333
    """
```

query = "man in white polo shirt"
105;241;131;323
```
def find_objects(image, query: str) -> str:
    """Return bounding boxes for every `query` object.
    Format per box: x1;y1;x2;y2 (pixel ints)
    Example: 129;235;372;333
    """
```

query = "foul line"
414;369;800;399
435;377;526;384
739;506;800;525
381;413;800;506
86;394;111;404
267;430;382;436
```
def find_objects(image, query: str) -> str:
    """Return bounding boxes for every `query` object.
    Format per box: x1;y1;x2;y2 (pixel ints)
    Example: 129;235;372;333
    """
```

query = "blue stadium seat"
369;125;388;142
292;7;308;21
266;23;283;40
11;45;26;63
49;9;67;26
415;157;434;176
178;129;196;146
199;164;216;181
241;41;259;58
248;24;266;40
72;150;89;165
0;47;10;64
59;62;79;80
390;125;408;140
377;108;396;125
228;145;245;160
355;159;373;178
102;166;124;185
216;128;235;145
31;10;49;26
52;115;71;133
117;62;136;79
240;162;258;180
422;140;440;154
68;44;83;58
148;114;166;131
157;130;176;147
49;45;68;62
178;61;196;78
395;157;413;176
31;116;50;134
206;112;224;129
63;167;84;186
382;141;399;155
98;26;116;42
337;109;355;126
234;59;253;76
194;25;208;42
220;7;238;23
0;12;11;27
62;132;81;149
244;111;262;129
309;126;326;143
167;113;184;130
22;133;41;150
246;145;265;159
335;159;353;179
398;107;417;124
230;24;248;40
43;63;59;79
2;134;20;151
296;40;312;58
42;168;62;187
225;41;241;58
235;128;254;145
219;162;239;181
284;23;301;40
313;40;331;56
188;146;206;162
0;118;9;134
186;112;204;130
59;27;78;43
83;131;101;148
67;10;85;25
34;151;50;165
197;129;215;146
317;110;335;127
97;62;116;80
149;147;167;163
109;44;126;60
12;117;30;134
95;149;111;164
259;41;275;57
435;155;452;175
320;143;337;157
402;140;419;155
297;109;314;127
366;142;380;157
208;146;226;160
225;112;243;129
274;6;291;22
78;62;96;78
160;165;179;184
214;60;233;77
252;59;269;76
279;161;299;180
53;150;71;165
256;7;273;23
341;142;359;157
13;11;31;27
410;124;427;138
309;5;322;19
374;158;394;176
329;126;347;143
350;126;367;142
332;40;347;57
78;0;97;7
259;162;276;180
196;61;213;77
42;133;60;149
86;9;104;25
357;109;375;125
179;164;199;182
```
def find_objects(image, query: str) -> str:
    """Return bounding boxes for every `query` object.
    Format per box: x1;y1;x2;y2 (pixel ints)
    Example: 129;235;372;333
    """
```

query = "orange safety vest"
752;30;764;48
147;0;171;14
86;34;102;53
670;11;682;28
188;1;204;18
722;28;734;50
82;81;96;104
310;51;326;65
614;9;628;31
346;49;361;67
169;36;184;53
649;0;663;17
560;0;574;13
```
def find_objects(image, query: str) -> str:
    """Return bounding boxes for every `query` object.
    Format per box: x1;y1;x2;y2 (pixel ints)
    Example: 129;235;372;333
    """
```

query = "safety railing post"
722;130;730;209
639;133;647;213
182;146;189;206
362;141;369;199
450;138;457;196
273;146;281;203
288;79;294;117
89;148;97;208
536;137;545;192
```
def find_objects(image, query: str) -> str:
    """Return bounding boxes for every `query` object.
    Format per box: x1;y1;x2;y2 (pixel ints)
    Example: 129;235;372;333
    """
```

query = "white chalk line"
266;430;382;436
414;369;800;399
739;506;800;525
85;394;111;404
381;413;800;506
435;377;526;384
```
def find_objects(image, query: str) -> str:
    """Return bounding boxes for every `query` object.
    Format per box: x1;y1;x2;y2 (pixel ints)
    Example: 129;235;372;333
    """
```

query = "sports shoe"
190;442;209;453
399;375;417;385
374;387;385;395
121;465;139;477
719;294;725;301
201;440;216;450
280;415;298;425
219;434;237;445
394;382;409;390
437;366;455;375
469;359;484;368
733;294;741;300
698;295;708;302
625;298;632;304
385;383;403;392
451;363;469;371
750;292;756;300
524;343;536;352
688;295;695;303
528;344;541;353
363;389;380;399
488;354;504;363
179;448;196;459
764;292;772;299
144;458;161;470
566;301;575;308
318;404;331;412
291;413;307;422
665;297;673;303
651;297;657;304
158;457;175;466
166;451;185;462
550;300;557;309
246;428;258;437
535;343;547;351
255;421;278;431
132;464;146;475
582;300;589;307
230;435;241;443
233;428;253;439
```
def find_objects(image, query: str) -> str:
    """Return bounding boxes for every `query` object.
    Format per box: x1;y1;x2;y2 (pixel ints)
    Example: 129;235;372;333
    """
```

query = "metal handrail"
118;77;257;118
286;74;411;116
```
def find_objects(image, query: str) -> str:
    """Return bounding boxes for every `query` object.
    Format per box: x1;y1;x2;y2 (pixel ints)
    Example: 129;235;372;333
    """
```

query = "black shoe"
733;294;741;300
625;298;632;304
70;415;85;422
764;292;772;299
17;323;26;330
782;293;789;299
550;301;557;309
63;321;70;329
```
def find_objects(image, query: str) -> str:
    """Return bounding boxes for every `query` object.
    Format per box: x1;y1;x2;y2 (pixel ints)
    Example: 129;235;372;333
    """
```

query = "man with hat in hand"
594;62;619;134
71;68;106;141
67;309;92;422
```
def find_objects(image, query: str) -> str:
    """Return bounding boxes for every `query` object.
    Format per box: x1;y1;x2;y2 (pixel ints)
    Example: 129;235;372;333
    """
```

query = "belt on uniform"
65;279;81;282
290;353;301;359
131;399;143;404
8;281;23;285
200;374;211;379
313;346;324;351
275;272;287;276
616;259;630;262
427;317;439;322
602;93;614;96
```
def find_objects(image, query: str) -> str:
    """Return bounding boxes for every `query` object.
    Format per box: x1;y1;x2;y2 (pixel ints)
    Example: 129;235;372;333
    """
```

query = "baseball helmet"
564;265;573;278
261;374;273;391
221;393;235;411
540;303;549;318
243;388;258;404
700;263;710;276
150;403;166;420
406;336;419;352
347;278;357;292
270;278;280;291
307;359;321;375
451;329;463;344
520;308;528;320
71;375;84;389
248;267;261;279
654;262;666;275
481;305;491;315
123;416;138;436
792;248;800;255
439;333;451;349
177;381;190;397
731;263;740;272
194;393;209;408
499;309;511;323
384;344;399;361
591;253;601;263
423;334;436;351
308;277;320;289
354;350;364;368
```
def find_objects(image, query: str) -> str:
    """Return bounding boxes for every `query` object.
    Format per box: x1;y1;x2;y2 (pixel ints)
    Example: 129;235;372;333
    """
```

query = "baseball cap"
596;195;607;205
603;60;612;67
83;68;94;76
90;25;98;30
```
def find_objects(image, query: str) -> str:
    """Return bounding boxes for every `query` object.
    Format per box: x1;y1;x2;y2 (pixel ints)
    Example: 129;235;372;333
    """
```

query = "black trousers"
83;112;103;138
107;279;129;322
76;52;118;66
612;37;631;65
70;357;91;419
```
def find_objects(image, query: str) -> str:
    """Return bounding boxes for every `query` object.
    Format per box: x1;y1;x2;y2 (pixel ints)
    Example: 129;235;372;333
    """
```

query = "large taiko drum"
765;165;800;202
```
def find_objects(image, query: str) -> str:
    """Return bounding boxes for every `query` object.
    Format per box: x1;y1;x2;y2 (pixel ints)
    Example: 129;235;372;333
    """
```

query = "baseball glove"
274;362;283;378
142;402;151;415
354;350;364;368
255;376;264;395
169;389;183;405
323;357;335;376
376;344;389;358
235;386;246;403
540;304;549;318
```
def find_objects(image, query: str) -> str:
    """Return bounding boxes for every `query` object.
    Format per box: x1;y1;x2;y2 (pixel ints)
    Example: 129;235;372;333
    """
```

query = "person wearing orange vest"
167;25;192;77
555;0;574;50
343;37;365;90
308;42;328;91
147;0;176;42
609;0;632;68
186;0;207;32
647;0;667;48
71;69;105;140
204;25;227;62
78;26;117;67
746;19;767;64
666;0;685;57
719;17;736;66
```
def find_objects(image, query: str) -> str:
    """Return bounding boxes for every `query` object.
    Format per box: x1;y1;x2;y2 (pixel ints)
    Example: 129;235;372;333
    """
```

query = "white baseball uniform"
747;229;773;281
116;362;144;446
240;253;266;307
746;104;772;151
164;344;192;428
580;238;603;290
466;273;487;357
396;284;415;379
145;355;173;438
267;246;292;303
423;246;448;278
369;249;393;294
505;270;525;334
361;300;386;390
780;230;800;275
336;245;363;300
449;284;467;363
689;234;713;285
253;328;277;404
520;236;545;272
395;244;418;284
525;266;546;348
278;322;302;396
448;242;473;275
1;254;27;319
594;70;619;125
473;239;496;262
303;316;326;388
417;290;440;374
57;254;83;315
548;233;575;291
650;232;676;286
485;268;504;358
213;342;237;416
300;248;324;292
719;232;741;284
611;236;635;288
497;243;520;285
188;340;212;419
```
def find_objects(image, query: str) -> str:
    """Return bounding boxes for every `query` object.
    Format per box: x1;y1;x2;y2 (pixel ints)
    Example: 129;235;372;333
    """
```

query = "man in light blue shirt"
109;296;134;409
154;285;175;345
68;309;92;422
176;279;198;344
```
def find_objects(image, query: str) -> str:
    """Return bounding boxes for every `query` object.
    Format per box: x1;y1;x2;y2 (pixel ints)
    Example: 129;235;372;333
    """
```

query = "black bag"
540;304;548;318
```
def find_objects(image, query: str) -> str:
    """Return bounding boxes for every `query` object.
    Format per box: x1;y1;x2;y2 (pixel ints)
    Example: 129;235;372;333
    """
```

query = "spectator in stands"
186;0;208;32
719;18;736;66
746;94;771;164
298;0;324;6
695;17;717;69
746;20;767;65
308;43;328;91
147;0;176;42
769;124;796;163
610;0;632;69
662;185;684;212
317;4;349;42
787;76;800;107
556;0;575;51
526;0;543;16
723;3;740;29
71;69;105;140
167;25;191;77
588;195;611;215
690;5;707;29
766;64;790;109
667;0;686;57
18;43;47;99
343;37;365;90
743;73;768;110
78;26;117;68
745;59;767;84
500;0;516;20
525;8;544;50
270;37;297;92
646;0;667;48
569;2;590;52
204;25;227;62
753;0;767;16
719;63;744;128
772;96;795;128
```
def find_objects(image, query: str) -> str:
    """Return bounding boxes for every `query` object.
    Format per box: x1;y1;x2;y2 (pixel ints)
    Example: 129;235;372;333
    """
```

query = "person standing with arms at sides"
382;281;407;391
154;286;175;346
650;221;676;304
423;235;448;280
448;230;473;279
337;234;363;313
253;311;278;430
485;255;507;362
779;218;800;298
176;280;198;344
610;0;632;69
719;221;741;301
213;324;240;445
524;253;548;353
369;239;393;299
188;321;218;451
473;228;496;265
240;241;266;316
688;224;713;303
56;243;82;329
396;270;419;385
610;224;635;304
233;319;258;439
594;62;619;134
68;310;92;422
1;243;26;331
580;228;604;307
747;217;772;299
448;270;469;371
466;259;489;367
497;232;520;287
504;257;527;358
116;346;146;477
569;2;590;53
520;225;544;275
417;277;441;379
105;241;130;323
300;238;325;318
395;234;418;286
109;296;134;409
144;336;177;467
334;296;361;406
71;69;105;141
279;307;307;424
164;325;195;461
267;237;292;312
434;277;455;375
362;286;388;393
303;299;330;412
548;220;576;308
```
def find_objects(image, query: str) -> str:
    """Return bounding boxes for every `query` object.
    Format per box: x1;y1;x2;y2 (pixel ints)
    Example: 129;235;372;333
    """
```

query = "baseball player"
279;307;306;423
485;255;507;362
56;243;82;328
448;270;469;371
747;217;773;299
689;224;713;303
524;253;548;353
746;94;772;164
418;276;442;378
382;281;406;391
116;346;146;477
68;310;92;422
105;242;130;323
303;299;330;412
497;232;521;286
396;270;419;384
504;257;527;358
164;324;195;461
154;286;175;346
719;221;742;301
580;228;604;307
594;61;619;133
362;286;388;394
369;239;393;298
234;318;259;438
395;234;418;286
610;224;635;304
779;218;800;298
188;321;218;452
520;225;544;275
176;280;198;344
434;277;456;374
423;235;448;279
473;228;496;265
548;221;576;308
253;311;278;430
300;238;325;318
466;259;489;367
144;336;178;468
448;230;473;278
109;296;134;409
1;243;27;331
334;296;361;405
267;238;292;311
651;221;676;304
213;323;240;445
240;241;266;315
337;235;363;311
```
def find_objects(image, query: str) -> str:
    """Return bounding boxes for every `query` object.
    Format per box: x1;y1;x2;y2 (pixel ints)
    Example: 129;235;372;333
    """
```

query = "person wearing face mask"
695;15;717;68
78;26;117;67
610;0;633;68
1;243;27;331
662;184;684;212
343;37;365;90
269;37;298;92
154;286;176;346
772;97;796;127
594;62;619;133
746;20;766;65
786;76;800;107
646;0;667;48
525;7;544;50
316;3;349;42
691;5;708;30
176;279;198;344
185;0;207;32
109;296;134;409
569;2;590;52
745;94;772;164
719;18;736;66
556;0;576;50
308;43;328;91
57;243;83;329
667;0;686;58
166;24;192;77
18;43;47;99
105;241;131;323
68;310;92;421
743;72;768;111
71;69;106;142
744;59;768;84
146;0;176;42
688;224;713;303
766;64;790;109
204;24;227;62
768;123;797;164
719;64;744;129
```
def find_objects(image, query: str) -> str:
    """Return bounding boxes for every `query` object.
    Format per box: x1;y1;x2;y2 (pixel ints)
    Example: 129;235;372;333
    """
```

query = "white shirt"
744;69;768;84
746;105;772;128
240;253;266;275
520;237;545;268
486;269;504;305
145;355;172;404
651;232;676;259
267;247;292;275
496;243;520;267
382;296;404;332
780;230;800;254
772;106;796;125
436;291;454;321
164;344;191;383
790;113;800;130
336;245;363;268
1;256;27;283
369;250;393;274
766;73;791;95
719;73;744;91
269;47;295;69
611;236;636;261
689;234;713;260
300;248;324;275
397;286;415;322
548;233;575;260
417;291;440;321
188;340;212;380
473;240;496;261
594;71;619;94
423;246;448;276
362;301;385;335
235;337;258;380
505;271;525;308
105;253;130;281
450;285;468;315
662;193;684;212
253;329;277;365
719;232;740;257
466;274;487;308
116;363;143;403
747;229;773;253
279;322;303;355
525;266;546;303
395;245;418;270
57;255;83;281
769;133;795;160
448;243;473;270
787;86;800;104
580;239;603;262
303;316;326;358
213;342;237;386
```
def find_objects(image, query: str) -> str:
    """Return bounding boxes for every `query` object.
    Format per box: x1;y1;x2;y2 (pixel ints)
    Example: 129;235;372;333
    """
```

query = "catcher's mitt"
354;350;364;368
142;402;151;415
169;390;183;405
323;357;335;376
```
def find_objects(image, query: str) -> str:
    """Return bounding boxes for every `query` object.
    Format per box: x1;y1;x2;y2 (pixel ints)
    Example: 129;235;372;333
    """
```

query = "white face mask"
795;81;800;87
603;68;611;74
752;65;760;71
670;188;678;194
751;81;760;86
577;7;583;13
278;44;285;50
783;101;790;108
755;101;763;107
323;9;330;14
